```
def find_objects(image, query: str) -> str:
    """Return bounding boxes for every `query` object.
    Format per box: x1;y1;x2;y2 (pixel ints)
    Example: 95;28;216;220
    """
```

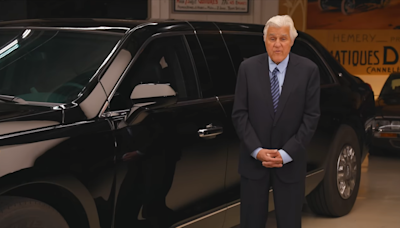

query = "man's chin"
270;56;285;64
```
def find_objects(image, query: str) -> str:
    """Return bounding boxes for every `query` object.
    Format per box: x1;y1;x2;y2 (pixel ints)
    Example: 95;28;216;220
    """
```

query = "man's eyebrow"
268;33;288;36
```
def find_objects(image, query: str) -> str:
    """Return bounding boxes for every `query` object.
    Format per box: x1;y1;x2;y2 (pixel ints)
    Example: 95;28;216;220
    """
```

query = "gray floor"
263;154;400;228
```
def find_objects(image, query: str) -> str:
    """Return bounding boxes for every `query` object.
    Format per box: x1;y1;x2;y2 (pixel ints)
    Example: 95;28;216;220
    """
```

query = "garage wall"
150;0;279;25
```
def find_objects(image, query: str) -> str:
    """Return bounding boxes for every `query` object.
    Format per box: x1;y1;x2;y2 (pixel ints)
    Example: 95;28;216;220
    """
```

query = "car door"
217;33;268;228
184;31;248;227
108;34;228;228
290;38;343;173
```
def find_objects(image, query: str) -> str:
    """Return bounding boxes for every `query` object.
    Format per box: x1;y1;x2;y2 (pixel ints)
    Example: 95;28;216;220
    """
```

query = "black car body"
0;18;375;228
370;72;400;153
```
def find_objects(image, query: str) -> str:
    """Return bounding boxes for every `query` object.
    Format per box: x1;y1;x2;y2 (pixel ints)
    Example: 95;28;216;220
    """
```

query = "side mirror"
130;83;177;108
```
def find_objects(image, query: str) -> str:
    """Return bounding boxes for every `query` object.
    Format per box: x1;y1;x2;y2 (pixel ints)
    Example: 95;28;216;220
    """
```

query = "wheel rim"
336;145;357;199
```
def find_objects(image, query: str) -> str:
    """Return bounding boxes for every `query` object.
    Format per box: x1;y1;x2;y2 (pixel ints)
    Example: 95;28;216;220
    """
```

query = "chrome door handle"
198;124;223;139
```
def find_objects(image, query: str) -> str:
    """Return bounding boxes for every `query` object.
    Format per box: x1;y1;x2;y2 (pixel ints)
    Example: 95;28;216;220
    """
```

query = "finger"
268;150;279;156
264;156;282;163
264;161;283;165
262;162;283;168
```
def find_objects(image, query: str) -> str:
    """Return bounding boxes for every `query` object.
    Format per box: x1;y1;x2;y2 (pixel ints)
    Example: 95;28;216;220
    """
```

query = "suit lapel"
273;53;299;125
257;54;275;119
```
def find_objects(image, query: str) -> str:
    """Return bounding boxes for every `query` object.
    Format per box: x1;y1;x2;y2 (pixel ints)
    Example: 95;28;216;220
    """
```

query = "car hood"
0;103;62;136
375;95;400;118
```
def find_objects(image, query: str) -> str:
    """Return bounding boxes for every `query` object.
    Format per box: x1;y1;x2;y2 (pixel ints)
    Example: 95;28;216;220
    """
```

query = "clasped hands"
256;149;283;168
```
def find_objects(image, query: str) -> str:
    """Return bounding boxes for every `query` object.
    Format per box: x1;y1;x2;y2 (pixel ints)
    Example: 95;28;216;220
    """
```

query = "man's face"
265;26;292;64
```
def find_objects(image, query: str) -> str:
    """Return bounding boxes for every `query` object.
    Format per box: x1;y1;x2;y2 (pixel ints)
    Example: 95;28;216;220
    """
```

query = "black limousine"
0;19;375;228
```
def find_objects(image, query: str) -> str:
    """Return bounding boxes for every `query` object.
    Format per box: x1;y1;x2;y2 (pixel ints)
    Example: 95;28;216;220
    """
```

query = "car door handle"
198;124;223;139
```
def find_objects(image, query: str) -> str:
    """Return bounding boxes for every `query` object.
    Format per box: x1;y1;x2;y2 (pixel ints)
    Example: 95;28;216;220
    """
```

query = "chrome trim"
99;101;110;118
198;124;223;138
337;145;357;199
101;109;129;118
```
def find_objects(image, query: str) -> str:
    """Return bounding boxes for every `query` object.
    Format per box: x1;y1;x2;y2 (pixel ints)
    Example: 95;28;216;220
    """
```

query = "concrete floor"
263;153;400;228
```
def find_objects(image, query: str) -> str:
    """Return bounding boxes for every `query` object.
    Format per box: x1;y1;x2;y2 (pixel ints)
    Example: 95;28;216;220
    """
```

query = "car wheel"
0;196;69;228
318;0;330;11
341;0;355;15
306;125;361;217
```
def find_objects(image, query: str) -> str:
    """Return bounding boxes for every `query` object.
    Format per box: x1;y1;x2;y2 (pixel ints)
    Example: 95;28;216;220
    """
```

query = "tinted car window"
186;34;236;97
111;35;198;110
0;29;122;103
223;34;266;73
185;35;213;98
381;74;400;96
291;39;334;85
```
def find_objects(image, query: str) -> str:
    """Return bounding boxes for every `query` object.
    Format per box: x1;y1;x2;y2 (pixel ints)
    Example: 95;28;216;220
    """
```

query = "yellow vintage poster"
307;30;400;75
280;0;400;97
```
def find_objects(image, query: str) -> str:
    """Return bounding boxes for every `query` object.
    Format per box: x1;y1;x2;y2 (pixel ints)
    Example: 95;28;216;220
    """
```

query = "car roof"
0;18;266;34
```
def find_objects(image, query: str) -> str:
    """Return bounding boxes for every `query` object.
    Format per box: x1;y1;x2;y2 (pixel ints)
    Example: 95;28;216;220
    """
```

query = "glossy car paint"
0;19;375;228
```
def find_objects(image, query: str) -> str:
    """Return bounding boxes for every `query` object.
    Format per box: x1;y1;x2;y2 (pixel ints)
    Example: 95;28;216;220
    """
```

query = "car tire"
0;196;69;228
306;125;361;217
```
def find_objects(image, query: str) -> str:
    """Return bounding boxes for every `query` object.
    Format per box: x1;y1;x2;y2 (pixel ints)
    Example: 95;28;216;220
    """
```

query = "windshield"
0;29;122;104
380;74;400;97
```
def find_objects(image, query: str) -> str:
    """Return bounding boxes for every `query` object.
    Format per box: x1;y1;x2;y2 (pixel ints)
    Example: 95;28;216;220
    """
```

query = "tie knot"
272;67;279;74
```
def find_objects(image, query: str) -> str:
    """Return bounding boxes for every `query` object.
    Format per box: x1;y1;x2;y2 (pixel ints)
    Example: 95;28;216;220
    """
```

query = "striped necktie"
271;67;280;112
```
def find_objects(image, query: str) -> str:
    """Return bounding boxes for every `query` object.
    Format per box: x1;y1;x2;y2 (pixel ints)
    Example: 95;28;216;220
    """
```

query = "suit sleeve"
282;65;321;160
232;62;263;155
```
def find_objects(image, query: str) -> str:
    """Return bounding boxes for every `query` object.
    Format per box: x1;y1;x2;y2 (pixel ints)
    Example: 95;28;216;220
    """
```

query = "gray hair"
263;15;298;44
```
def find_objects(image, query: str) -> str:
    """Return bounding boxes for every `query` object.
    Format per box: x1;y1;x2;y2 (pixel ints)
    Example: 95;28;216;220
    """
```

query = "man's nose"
273;41;281;47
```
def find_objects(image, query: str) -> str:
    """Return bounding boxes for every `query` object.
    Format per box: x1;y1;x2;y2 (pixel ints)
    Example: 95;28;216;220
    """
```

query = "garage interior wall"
149;0;279;25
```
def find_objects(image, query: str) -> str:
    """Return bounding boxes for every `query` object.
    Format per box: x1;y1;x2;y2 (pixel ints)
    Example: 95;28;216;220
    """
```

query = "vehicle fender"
0;174;101;228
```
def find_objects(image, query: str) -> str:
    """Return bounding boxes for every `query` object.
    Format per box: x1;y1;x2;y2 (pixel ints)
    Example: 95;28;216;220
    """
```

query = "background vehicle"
318;0;391;15
369;72;400;155
0;19;375;228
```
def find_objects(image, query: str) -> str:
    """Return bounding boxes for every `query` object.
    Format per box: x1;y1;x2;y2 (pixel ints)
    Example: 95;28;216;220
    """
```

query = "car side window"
185;34;236;98
291;40;334;85
110;35;198;111
222;34;266;73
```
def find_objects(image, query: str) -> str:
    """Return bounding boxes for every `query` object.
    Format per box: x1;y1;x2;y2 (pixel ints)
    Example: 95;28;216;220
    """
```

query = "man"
232;15;321;228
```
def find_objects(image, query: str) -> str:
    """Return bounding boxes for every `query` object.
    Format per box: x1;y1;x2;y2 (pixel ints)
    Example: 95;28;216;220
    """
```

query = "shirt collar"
268;54;289;73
